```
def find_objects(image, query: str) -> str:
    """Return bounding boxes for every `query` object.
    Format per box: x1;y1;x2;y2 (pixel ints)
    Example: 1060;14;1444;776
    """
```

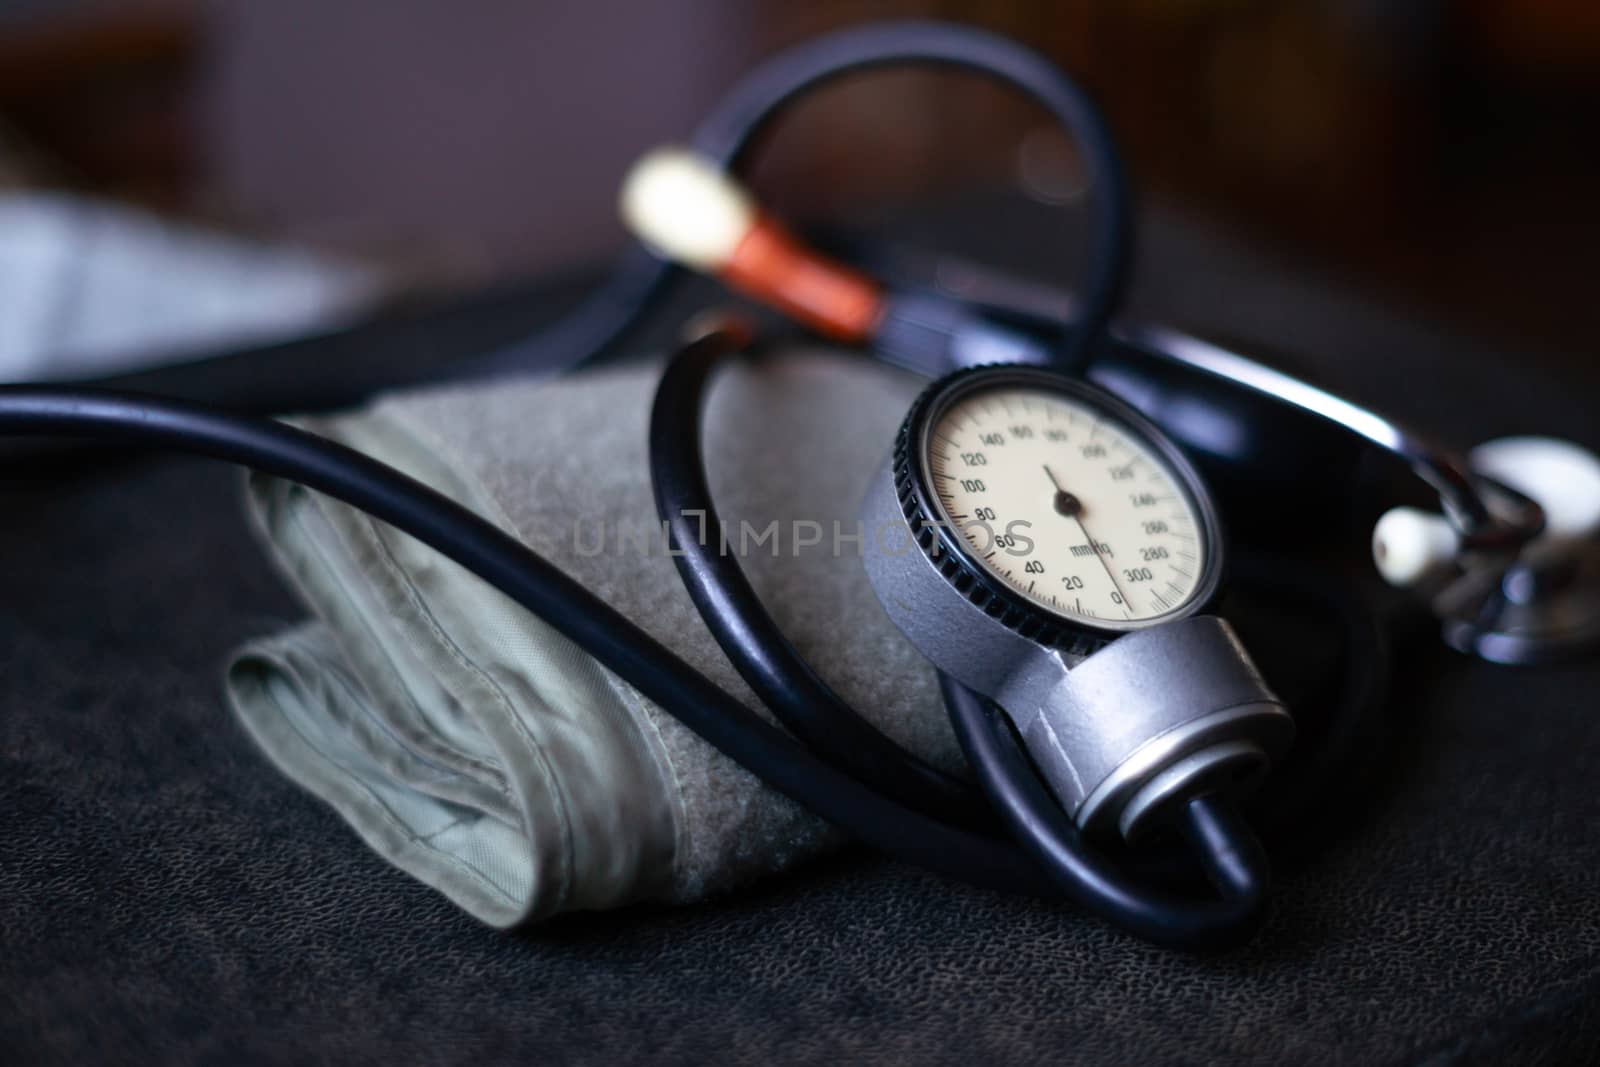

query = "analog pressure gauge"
862;364;1289;840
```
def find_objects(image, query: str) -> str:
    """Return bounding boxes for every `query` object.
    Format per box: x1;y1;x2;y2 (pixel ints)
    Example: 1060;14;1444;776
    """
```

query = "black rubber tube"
650;329;994;830
1227;553;1390;837
939;676;1269;949
685;19;1131;371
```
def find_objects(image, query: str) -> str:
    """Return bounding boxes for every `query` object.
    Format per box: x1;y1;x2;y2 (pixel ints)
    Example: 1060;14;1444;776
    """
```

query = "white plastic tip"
1372;506;1460;588
1470;436;1600;542
618;147;755;272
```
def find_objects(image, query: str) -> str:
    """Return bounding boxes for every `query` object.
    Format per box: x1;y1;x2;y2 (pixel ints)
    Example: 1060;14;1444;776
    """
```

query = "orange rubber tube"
719;215;884;342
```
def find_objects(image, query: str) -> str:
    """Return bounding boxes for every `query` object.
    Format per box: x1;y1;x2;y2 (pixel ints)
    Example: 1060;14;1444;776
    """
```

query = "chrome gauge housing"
861;363;1293;841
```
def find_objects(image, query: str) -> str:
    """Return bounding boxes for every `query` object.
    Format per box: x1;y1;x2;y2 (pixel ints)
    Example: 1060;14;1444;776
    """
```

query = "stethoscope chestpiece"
1436;540;1600;665
1374;435;1600;665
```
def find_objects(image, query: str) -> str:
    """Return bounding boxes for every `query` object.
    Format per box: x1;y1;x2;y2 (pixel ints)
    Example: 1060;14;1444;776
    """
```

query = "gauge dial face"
922;379;1211;629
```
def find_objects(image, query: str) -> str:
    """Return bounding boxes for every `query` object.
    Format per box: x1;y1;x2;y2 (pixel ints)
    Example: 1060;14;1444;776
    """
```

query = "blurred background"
1;0;1596;380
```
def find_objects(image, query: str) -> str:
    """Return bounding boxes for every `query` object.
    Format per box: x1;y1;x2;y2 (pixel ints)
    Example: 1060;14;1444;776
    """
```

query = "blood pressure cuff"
226;350;968;926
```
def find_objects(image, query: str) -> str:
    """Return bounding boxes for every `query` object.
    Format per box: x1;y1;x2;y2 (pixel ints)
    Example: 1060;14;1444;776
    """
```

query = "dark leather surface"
4;204;1600;1064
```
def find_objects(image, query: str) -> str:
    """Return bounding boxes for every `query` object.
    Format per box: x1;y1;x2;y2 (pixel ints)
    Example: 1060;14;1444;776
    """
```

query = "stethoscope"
4;20;1598;950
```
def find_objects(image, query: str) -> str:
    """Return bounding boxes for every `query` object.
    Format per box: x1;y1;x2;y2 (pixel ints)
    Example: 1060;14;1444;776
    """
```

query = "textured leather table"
3;204;1598;1064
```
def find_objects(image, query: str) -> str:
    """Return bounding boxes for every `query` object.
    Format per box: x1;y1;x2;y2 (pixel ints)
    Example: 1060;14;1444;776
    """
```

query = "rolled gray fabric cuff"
226;350;964;926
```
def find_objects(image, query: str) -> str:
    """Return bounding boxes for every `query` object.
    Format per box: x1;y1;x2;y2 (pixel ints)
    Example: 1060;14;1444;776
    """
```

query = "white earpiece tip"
1470;436;1600;541
1372;507;1459;587
618;147;755;271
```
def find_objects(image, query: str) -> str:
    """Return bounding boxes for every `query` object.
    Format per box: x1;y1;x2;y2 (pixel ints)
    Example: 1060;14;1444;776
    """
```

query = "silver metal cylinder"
996;616;1293;840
